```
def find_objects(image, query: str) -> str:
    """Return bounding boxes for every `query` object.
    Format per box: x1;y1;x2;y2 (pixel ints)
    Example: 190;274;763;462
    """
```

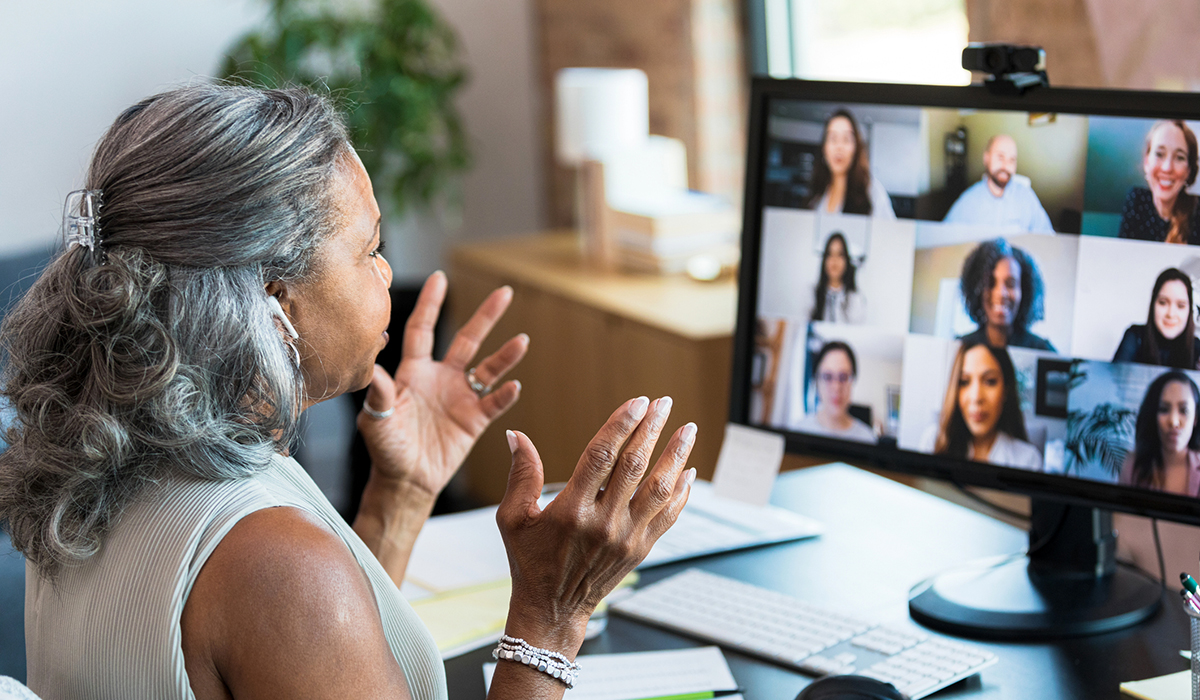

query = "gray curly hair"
0;83;352;576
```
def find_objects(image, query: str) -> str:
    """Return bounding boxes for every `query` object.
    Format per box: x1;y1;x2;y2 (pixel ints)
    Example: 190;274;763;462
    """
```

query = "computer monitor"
730;77;1200;639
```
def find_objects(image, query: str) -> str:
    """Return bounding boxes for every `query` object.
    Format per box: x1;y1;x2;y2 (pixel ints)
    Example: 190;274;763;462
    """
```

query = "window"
753;0;971;86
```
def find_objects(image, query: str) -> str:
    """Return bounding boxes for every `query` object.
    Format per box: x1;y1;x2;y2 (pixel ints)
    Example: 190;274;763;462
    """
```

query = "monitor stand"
908;500;1162;640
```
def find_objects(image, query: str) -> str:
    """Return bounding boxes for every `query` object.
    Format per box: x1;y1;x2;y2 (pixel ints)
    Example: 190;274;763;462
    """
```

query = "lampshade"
555;68;649;166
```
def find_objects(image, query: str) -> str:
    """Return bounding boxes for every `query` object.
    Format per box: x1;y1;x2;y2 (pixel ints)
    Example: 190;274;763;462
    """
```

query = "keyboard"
610;569;997;699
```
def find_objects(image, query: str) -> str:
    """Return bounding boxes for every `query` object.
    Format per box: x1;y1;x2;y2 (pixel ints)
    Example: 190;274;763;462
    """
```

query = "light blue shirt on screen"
943;175;1054;232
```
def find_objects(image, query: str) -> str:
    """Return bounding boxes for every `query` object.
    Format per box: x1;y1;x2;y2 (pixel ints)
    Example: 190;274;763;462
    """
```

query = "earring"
266;296;302;367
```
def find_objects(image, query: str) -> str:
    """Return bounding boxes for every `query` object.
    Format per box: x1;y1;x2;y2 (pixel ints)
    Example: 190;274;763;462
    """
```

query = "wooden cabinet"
448;232;736;504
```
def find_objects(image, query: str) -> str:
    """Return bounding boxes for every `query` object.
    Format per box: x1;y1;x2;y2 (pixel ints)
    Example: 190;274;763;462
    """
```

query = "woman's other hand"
352;271;526;583
357;270;528;499
494;397;696;667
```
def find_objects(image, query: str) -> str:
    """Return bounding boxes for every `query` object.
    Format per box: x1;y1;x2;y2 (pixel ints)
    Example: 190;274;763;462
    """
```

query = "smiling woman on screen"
957;238;1054;352
1113;268;1200;369
1119;120;1200;245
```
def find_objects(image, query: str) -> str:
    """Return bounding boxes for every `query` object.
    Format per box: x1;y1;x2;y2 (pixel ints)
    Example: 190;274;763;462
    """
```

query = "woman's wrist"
352;469;438;584
504;596;591;661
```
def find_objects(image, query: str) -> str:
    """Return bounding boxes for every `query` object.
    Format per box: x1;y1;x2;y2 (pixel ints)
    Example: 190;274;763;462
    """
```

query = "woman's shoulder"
1118;451;1136;486
918;424;938;452
847;417;877;443
1113;325;1144;362
868;176;896;218
1120;187;1161;240
182;506;411;697
1123;187;1153;207
997;433;1043;470
1011;330;1055;352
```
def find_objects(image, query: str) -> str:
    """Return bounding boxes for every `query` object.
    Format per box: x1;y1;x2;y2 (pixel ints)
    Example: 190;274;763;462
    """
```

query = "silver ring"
361;403;395;420
466;367;491;397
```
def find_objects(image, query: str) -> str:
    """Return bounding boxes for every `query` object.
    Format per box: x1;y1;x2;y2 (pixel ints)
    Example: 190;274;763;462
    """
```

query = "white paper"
641;480;821;567
710;423;786;506
405;478;821;595
484;646;738;700
404;506;508;593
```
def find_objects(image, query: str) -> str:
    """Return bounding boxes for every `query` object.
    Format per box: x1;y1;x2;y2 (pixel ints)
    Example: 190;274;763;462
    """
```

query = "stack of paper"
610;191;741;274
484;646;741;700
402;480;821;658
1120;670;1190;700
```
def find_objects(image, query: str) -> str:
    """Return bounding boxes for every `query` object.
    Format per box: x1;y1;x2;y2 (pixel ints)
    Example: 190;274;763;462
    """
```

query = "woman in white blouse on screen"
806;109;896;219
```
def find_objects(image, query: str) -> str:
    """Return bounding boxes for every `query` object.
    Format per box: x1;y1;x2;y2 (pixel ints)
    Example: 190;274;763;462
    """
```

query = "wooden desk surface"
448;231;738;340
445;464;1188;699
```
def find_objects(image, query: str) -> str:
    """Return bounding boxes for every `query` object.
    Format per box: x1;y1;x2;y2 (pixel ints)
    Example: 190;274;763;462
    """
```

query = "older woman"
0;85;696;699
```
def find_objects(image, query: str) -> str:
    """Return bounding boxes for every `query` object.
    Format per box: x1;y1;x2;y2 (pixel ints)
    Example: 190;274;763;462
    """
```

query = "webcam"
962;43;1048;95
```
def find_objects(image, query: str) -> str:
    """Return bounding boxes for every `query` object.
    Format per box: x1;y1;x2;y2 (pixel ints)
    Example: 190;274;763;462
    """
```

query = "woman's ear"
264;280;293;316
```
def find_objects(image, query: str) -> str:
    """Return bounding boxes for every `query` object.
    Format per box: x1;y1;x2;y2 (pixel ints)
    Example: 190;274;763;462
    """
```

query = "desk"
444;464;1189;699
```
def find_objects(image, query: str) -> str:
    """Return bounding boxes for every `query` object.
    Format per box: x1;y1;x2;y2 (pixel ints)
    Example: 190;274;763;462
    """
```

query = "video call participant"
1119;120;1200;245
942;134;1054;232
794;341;876;443
958;238;1055;352
1119;371;1200;496
920;339;1042;470
805;109;896;219
811;232;866;324
1113;268;1200;369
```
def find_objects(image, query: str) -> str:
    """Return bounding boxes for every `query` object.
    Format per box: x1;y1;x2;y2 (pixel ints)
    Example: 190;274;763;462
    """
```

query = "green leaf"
217;0;471;216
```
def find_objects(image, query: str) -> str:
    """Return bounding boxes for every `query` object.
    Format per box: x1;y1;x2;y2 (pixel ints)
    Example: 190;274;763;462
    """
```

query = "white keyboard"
610;569;997;699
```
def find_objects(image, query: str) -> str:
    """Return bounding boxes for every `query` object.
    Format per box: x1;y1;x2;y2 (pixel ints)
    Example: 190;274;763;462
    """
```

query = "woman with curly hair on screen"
958;237;1055;352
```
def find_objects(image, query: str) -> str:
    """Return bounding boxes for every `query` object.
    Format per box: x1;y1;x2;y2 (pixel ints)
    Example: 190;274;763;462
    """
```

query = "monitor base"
909;557;1162;640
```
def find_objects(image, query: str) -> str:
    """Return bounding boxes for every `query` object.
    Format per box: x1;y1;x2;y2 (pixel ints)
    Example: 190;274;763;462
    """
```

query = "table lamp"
555;68;649;268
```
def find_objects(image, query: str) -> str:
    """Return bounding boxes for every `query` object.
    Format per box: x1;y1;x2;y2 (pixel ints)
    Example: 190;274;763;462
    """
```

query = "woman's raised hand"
494;397;697;659
356;271;528;500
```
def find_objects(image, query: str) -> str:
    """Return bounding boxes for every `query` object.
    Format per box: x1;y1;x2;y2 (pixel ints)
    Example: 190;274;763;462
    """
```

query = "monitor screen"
733;79;1200;525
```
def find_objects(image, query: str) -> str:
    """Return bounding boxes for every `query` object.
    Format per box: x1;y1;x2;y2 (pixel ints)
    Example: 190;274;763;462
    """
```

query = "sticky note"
710;423;786;506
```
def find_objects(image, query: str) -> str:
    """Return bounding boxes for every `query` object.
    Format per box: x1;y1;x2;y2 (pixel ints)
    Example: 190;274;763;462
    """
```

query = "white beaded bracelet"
492;634;581;689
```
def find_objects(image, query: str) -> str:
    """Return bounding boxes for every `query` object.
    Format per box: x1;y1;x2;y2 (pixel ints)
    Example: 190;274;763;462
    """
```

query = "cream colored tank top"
24;453;447;700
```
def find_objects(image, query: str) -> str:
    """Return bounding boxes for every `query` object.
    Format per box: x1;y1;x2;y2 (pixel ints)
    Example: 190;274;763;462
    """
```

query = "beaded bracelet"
492;634;581;689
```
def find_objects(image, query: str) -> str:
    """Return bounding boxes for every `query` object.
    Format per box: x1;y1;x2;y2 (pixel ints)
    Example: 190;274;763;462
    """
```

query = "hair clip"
63;189;103;251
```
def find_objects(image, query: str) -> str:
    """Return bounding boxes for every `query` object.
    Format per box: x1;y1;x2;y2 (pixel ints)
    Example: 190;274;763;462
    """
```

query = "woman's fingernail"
631;396;649;419
681;422;697;444
657;396;673;416
686;467;697;485
512;379;522;393
506;430;518;454
517;333;529;343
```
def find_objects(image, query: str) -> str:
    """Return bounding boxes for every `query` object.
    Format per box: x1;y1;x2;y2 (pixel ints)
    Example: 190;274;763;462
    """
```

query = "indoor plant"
220;0;470;216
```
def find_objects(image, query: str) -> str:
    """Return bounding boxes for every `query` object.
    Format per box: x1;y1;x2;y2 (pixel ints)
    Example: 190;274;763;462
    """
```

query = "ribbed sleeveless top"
24;454;447;700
